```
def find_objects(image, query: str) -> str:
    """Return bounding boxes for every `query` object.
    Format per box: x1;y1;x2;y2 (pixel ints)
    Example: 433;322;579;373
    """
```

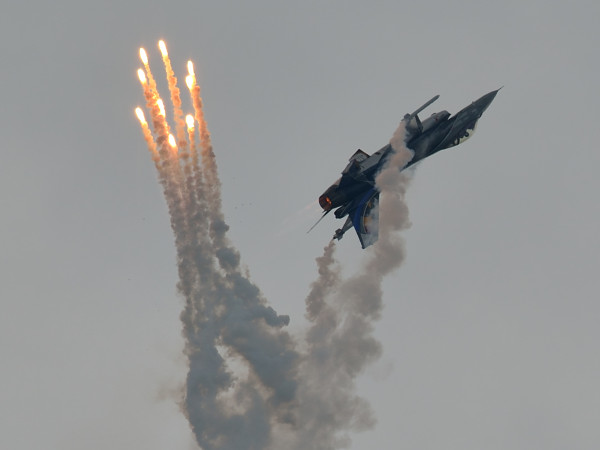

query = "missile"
404;94;439;122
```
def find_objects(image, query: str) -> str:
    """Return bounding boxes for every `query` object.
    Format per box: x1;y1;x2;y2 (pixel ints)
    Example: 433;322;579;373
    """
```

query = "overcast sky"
1;1;599;449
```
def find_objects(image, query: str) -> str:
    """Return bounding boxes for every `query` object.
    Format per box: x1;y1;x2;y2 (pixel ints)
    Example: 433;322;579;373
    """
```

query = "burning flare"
186;114;195;130
139;48;148;65
159;40;168;57
137;69;147;85
135;107;146;125
157;98;166;117
186;61;196;90
168;133;177;149
185;75;194;91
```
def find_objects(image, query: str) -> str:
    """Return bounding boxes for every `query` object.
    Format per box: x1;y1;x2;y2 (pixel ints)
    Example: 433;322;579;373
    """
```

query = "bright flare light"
139;48;148;65
135;107;146;124
187;61;195;76
186;114;195;129
157;98;166;117
168;133;177;148
159;40;168;57
186;75;194;90
137;69;147;84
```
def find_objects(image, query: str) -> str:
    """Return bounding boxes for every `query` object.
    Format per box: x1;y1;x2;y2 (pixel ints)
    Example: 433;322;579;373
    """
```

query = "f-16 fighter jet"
316;89;499;248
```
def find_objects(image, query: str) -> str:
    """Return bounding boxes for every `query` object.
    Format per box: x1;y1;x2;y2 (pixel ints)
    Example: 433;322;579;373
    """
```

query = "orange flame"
186;75;194;91
187;61;195;76
186;114;195;130
137;69;147;84
157;98;166;117
135;107;146;124
158;40;168;57
168;133;177;149
139;48;148;65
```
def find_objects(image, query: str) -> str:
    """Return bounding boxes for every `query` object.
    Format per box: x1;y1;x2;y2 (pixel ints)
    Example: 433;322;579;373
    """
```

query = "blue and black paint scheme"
319;89;500;248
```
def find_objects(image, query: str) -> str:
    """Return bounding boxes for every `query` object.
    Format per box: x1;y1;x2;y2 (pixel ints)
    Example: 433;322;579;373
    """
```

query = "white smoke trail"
135;43;414;450
183;67;300;448
136;44;300;450
270;123;414;450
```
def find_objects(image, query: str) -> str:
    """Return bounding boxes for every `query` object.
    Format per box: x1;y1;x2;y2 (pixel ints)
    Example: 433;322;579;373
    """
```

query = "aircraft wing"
349;188;380;248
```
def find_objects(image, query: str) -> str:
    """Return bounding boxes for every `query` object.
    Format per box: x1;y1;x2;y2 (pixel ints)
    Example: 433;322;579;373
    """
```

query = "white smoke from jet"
268;122;414;450
136;45;414;450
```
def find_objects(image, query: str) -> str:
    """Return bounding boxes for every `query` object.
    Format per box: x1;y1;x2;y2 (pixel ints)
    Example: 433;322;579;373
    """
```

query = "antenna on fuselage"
307;210;331;234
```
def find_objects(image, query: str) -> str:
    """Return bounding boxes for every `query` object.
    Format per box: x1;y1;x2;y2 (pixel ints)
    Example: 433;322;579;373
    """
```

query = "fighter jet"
316;89;499;248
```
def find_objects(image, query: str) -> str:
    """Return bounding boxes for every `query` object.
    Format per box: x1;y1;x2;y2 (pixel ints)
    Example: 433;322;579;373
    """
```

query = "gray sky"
1;0;599;448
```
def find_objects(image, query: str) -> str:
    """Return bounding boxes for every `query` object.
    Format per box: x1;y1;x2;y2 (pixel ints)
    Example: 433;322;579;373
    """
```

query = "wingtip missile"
412;94;439;116
404;94;440;123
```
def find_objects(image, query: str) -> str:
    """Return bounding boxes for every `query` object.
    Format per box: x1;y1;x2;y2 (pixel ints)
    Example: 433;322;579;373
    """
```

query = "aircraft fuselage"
317;89;499;247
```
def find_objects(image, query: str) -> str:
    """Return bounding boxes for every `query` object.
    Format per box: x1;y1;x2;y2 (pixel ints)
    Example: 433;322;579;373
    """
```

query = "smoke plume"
134;42;413;449
269;124;414;449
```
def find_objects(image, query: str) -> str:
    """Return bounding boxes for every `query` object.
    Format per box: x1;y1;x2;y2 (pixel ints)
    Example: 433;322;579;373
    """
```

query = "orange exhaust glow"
159;40;168;57
135;107;146;124
139;48;148;65
319;195;333;211
137;69;147;84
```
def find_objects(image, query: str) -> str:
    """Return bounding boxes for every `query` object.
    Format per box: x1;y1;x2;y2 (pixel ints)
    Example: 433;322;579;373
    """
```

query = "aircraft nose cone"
474;88;501;113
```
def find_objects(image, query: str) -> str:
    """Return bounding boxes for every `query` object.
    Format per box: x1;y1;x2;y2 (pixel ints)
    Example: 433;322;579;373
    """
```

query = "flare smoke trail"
134;41;413;450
